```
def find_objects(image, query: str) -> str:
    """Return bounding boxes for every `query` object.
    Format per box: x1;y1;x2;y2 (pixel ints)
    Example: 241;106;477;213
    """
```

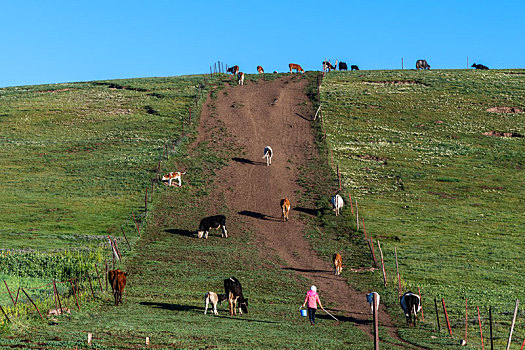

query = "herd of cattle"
225;59;490;82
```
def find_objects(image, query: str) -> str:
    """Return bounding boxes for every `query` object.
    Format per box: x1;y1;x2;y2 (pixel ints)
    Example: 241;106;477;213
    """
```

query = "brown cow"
108;269;127;306
333;253;343;275
280;198;291;221
227;65;240;75
289;63;304;74
257;66;264;74
238;72;245;86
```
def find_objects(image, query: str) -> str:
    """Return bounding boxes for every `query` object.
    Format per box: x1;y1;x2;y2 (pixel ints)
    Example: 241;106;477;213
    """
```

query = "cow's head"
240;298;249;314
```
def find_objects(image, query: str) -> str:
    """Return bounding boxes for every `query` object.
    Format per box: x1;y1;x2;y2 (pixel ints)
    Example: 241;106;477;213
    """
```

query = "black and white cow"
224;277;248;316
471;63;489;70
416;59;430;70
400;291;421;327
351;65;359;71
339;62;348;71
197;215;228;239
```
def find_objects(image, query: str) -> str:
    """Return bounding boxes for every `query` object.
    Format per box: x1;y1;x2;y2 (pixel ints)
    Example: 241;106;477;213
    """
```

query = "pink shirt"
304;290;321;309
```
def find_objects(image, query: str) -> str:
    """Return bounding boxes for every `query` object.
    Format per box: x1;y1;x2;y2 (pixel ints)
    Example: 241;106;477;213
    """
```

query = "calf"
416;59;430;70
257;65;264;74
108;269;127;306
339;62;348;71
238;72;245;86
197;215;228;239
351;65;359;71
161;171;186;187
204;291;228;315
289;63;304;73
224;277;248;316
323;60;337;71
471;63;489;70
331;194;344;216
333;253;343;275
280;197;291;221
227;65;239;75
366;292;380;313
262;146;273;166
400;291;421;327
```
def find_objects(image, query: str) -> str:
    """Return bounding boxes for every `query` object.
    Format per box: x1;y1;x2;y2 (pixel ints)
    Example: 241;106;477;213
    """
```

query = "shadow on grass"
238;211;280;221
212;315;279;324
292;206;320;216
165;229;195;237
139;301;201;312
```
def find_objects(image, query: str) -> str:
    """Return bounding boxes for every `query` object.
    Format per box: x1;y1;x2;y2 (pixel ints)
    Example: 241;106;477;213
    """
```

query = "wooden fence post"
0;305;10;323
477;306;485;350
53;280;62;313
70;279;80;311
373;292;379;350
506;299;519;350
349;192;354;215
442;298;453;337
378;240;387;287
356;200;359;231
370;237;377;265
21;288;44;321
87;274;95;300
132;212;141;237
4;280;16;307
434;298;441;332
121;228;132;250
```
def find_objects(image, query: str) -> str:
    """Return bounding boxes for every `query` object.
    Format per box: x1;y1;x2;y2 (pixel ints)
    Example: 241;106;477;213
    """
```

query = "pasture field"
317;69;525;347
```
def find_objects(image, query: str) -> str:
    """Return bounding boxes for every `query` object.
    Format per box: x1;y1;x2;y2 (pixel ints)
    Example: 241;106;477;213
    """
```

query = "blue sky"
0;0;523;87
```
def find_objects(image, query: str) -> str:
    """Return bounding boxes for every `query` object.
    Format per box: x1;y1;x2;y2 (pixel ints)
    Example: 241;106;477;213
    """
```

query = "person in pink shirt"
302;285;324;325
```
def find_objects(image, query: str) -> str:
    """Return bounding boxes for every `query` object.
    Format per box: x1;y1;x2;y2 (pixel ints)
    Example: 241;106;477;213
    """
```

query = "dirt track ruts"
197;75;425;349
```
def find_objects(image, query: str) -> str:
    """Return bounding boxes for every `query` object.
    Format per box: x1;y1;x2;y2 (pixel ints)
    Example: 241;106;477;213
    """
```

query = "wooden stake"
362;218;367;239
370;237;377;265
95;264;103;292
520;339;525;350
373;292;379;350
87;274;95;300
4;280;15;307
349;193;354;215
146;337;150;346
377;240;387;287
120;228;132;250
442;298;453;337
434;298;441;332
0;305;10;323
418;287;424;322
132;212;141;237
506;299;519;350
88;332;92;345
53;280;62;314
356;200;359;231
395;247;401;297
489;306;493;350
70;279;80;311
465;298;468;344
477;306;485;350
21;288;44;321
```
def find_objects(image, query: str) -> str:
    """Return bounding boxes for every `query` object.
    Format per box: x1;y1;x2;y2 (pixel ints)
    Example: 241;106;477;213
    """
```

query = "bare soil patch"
483;131;523;138
486;106;523;114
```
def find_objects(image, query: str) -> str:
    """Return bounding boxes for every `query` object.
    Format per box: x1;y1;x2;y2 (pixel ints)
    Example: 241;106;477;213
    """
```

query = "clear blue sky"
1;0;523;87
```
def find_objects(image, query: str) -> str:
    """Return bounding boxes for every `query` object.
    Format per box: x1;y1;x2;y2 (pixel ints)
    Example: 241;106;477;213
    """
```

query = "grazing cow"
204;291;228;315
47;307;71;316
331;194;344;216
197;215;228;239
257;66;264;74
323;60;337;71
161;171;186;187
400;291;422;327
224;277;248;316
280;197;291;221
333;253;343;275
351;65;359;71
238;72;245;86
289;63;304;74
227;65;239;75
339;62;348;71
108;269;127;306
366;292;380;313
471;63;489;70
262;146;273;166
416;59;430;70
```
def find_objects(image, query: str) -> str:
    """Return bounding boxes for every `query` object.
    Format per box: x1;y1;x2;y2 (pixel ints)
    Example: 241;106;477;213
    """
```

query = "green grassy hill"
320;69;525;347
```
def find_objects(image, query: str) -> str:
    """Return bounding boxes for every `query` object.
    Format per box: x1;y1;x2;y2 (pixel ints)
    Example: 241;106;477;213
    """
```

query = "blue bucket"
300;309;307;317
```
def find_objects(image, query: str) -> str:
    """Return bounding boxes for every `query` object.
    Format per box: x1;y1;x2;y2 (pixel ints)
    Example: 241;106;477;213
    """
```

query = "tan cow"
333;253;343;275
289;63;304;73
257;66;264;74
161;171;186;187
280;198;291;221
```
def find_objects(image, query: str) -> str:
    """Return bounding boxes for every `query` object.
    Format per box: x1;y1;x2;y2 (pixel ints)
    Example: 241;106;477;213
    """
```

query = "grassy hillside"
0;76;205;251
319;69;525;347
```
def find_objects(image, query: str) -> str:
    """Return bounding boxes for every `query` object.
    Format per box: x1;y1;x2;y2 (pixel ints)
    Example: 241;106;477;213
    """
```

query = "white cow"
204;291;227;315
331;194;344;216
263;146;273;166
